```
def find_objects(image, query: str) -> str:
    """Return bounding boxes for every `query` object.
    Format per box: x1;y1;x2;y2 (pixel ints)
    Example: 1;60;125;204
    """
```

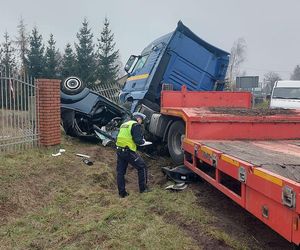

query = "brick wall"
36;79;61;146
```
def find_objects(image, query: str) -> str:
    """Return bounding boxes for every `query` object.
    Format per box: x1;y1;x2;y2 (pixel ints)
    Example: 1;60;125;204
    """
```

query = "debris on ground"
165;182;188;191
51;148;66;157
82;158;94;166
161;165;200;183
75;153;91;158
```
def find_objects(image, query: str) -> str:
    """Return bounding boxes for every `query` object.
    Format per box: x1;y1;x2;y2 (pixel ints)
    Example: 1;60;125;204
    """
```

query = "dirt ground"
192;183;290;249
0;139;293;249
209;107;296;116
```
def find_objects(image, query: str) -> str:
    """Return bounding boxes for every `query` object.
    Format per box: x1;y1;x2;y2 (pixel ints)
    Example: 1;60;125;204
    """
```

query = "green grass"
0;136;256;249
254;99;270;109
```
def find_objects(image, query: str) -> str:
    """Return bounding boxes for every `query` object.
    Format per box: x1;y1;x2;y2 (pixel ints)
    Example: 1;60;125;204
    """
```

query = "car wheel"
61;76;85;95
167;120;185;164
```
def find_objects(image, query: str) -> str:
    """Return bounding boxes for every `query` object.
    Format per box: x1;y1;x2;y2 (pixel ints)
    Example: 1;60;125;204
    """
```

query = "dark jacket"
131;123;145;145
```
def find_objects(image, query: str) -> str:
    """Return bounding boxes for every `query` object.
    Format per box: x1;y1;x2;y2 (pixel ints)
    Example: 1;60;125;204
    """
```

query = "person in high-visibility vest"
116;112;149;198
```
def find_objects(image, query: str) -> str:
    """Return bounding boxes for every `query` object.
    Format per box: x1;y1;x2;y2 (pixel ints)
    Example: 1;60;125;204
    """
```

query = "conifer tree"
61;43;76;78
44;34;60;78
15;17;29;74
75;18;96;86
97;17;119;85
27;27;45;78
0;31;17;74
291;65;300;80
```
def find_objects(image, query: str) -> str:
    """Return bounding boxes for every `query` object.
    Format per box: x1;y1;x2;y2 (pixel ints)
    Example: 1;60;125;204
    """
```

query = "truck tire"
61;76;85;95
167;120;185;164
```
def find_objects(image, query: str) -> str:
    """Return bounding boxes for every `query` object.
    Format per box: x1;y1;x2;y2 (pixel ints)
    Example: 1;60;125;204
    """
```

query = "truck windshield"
273;87;300;99
132;54;149;72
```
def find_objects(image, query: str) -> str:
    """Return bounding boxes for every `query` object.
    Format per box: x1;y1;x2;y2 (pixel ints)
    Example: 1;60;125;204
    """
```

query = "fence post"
36;79;61;146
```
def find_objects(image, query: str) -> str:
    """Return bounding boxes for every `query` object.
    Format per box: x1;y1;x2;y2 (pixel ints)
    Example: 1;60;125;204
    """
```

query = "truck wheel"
61;76;85;95
168;121;185;164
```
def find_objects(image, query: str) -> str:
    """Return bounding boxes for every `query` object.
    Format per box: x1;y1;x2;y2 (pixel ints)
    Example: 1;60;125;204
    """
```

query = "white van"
270;80;300;109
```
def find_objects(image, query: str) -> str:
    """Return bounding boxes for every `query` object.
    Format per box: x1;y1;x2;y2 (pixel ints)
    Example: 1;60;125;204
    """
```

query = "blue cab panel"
120;21;230;111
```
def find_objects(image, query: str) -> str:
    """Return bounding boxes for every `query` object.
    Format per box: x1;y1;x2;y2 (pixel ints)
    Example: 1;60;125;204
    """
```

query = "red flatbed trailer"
161;86;300;247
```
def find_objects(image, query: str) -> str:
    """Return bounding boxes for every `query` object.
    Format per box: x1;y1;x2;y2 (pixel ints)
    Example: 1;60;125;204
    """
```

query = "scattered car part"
51;148;66;157
75;153;91;158
51;152;62;157
161;165;200;183
165;182;188;191
82;158;93;166
93;124;116;141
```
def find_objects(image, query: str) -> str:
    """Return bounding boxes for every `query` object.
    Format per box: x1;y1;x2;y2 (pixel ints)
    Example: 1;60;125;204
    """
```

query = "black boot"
140;187;150;193
119;191;129;198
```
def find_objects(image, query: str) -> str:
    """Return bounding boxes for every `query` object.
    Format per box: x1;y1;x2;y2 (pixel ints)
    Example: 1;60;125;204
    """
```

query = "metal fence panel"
92;82;121;104
0;66;39;153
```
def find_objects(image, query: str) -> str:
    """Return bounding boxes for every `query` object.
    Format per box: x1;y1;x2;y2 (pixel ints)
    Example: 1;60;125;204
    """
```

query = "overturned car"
60;77;131;141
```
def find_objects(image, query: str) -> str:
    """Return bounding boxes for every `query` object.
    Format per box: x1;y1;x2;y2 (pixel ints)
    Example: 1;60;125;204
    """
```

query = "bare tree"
116;57;125;78
226;38;247;88
290;65;300;80
263;71;281;94
15;16;29;74
0;43;3;63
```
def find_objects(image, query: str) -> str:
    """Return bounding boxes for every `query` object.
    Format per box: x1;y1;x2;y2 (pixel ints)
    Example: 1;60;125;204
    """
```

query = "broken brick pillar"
36;79;61;146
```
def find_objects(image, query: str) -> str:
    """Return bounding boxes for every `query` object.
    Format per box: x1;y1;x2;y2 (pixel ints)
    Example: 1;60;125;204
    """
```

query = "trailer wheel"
168;120;185;164
61;76;85;95
293;244;300;250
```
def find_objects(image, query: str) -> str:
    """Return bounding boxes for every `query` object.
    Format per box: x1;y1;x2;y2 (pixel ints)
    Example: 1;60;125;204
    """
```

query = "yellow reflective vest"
116;120;137;152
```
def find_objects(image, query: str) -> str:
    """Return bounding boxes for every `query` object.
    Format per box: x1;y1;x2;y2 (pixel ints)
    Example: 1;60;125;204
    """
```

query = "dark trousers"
116;149;148;195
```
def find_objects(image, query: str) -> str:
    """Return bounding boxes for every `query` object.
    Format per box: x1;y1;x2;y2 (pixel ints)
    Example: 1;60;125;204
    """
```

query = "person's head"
132;112;146;124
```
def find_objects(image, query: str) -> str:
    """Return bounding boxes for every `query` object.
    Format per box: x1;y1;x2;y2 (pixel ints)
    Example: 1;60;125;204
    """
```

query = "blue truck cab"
120;21;230;112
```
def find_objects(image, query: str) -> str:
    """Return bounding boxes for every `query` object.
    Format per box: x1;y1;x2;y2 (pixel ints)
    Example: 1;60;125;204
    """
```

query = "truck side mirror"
124;55;138;73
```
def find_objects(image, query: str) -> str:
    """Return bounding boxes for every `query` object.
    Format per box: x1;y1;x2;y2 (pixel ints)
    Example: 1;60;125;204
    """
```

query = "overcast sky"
1;0;300;80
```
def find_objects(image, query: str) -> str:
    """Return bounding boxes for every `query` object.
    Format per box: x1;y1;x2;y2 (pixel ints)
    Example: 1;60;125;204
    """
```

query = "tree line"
0;17;122;87
2;17;300;92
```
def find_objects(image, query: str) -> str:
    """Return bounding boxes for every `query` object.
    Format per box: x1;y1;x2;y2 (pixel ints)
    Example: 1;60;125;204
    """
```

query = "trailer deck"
201;140;300;182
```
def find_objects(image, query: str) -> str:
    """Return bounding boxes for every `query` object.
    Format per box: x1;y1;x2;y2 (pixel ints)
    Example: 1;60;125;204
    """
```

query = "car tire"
167;120;185;164
61;110;83;137
61;76;85;95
